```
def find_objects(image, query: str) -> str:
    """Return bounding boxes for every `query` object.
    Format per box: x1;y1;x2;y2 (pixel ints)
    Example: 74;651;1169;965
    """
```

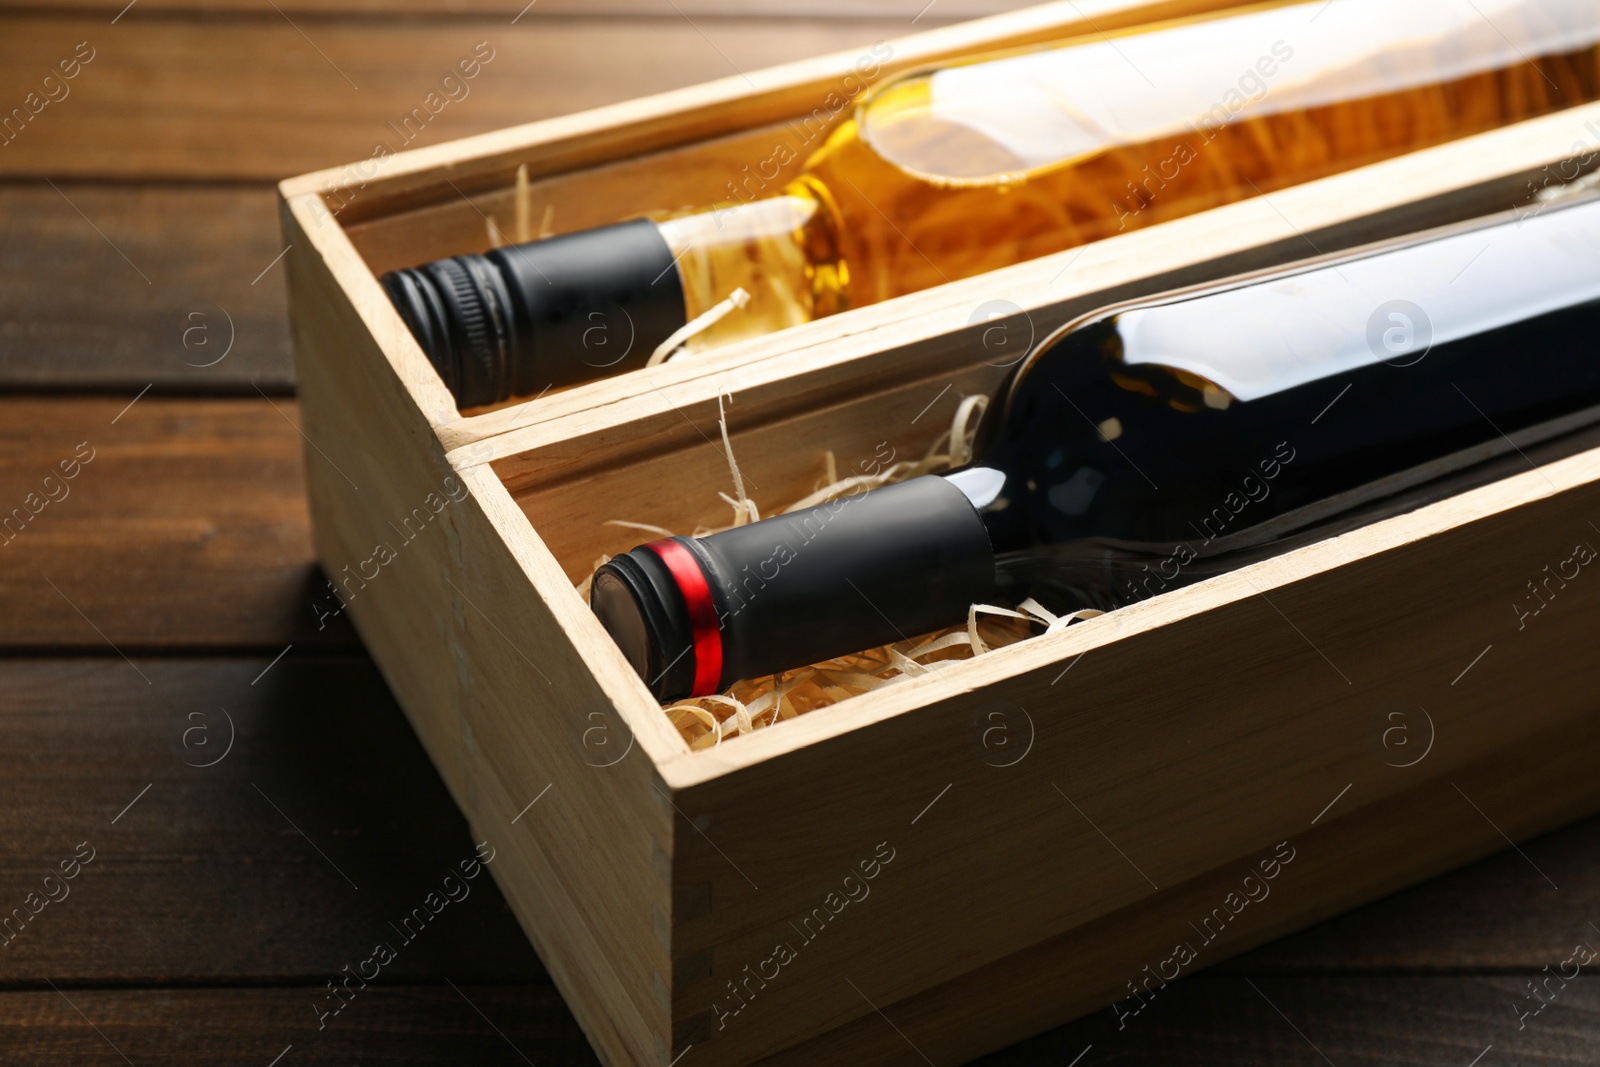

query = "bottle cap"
592;475;998;702
380;218;687;407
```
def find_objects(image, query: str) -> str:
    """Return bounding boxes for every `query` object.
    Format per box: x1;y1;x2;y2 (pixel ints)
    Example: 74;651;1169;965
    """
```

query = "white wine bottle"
593;194;1600;701
384;0;1600;406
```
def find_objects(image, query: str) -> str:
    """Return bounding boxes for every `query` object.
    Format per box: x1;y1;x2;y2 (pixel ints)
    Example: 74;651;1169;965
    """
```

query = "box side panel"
343;120;818;275
758;707;1600;1064
450;462;688;1063
280;198;466;791
661;460;1600;1064
281;196;674;1066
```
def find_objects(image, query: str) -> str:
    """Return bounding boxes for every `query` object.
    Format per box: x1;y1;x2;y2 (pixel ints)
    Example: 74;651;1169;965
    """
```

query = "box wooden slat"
281;4;1600;1062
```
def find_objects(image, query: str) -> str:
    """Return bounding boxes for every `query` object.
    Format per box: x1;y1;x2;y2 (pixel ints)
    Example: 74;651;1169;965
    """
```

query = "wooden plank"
0;16;925;181
0;977;1593;1065
1;645;1594;1065
0;0;1025;17
0;183;293;391
0;657;545;983
1225;811;1600;974
973;976;1600;1066
3;658;1594;1028
0;985;596;1065
0;396;359;649
341;116;822;276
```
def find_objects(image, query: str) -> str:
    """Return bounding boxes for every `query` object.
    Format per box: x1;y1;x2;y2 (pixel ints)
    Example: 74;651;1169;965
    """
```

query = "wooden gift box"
279;3;1600;1062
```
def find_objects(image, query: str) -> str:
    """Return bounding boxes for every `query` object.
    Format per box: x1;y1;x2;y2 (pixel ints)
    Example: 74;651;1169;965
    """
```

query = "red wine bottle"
592;194;1600;702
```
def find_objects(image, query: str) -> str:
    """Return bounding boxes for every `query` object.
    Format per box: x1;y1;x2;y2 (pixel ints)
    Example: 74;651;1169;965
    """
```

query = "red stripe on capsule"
644;539;723;698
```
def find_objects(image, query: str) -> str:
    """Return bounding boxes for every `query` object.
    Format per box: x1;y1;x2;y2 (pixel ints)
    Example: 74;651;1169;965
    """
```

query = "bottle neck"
654;184;848;353
593;474;997;702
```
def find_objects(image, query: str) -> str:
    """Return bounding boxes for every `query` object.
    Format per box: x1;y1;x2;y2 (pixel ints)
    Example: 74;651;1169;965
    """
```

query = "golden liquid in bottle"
657;0;1600;352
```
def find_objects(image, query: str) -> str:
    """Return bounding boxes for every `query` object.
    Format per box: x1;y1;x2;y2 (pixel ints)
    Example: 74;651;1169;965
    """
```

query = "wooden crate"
278;4;1600;1063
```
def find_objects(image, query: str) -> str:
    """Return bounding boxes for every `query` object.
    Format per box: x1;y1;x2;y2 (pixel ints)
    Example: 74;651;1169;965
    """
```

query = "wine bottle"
591;193;1600;702
385;0;1600;407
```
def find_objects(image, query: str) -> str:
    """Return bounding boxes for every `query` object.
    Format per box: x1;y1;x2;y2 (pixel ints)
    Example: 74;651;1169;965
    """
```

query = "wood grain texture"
0;183;293;390
655;504;1600;1065
972;976;1600;1066
0;977;1595;1065
0;15;924;181
742;698;1600;1065
1;654;1592;1047
1225;812;1600;974
8;0;1600;1061
0;0;1026;16
0;396;358;649
3;654;1598;1061
0;985;597;1066
0;657;545;984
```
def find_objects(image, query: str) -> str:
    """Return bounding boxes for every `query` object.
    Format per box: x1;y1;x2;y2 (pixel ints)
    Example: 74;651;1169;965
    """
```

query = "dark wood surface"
3;2;1599;1064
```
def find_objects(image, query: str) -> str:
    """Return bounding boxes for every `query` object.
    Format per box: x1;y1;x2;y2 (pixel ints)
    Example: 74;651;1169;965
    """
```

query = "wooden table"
2;2;1597;1062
